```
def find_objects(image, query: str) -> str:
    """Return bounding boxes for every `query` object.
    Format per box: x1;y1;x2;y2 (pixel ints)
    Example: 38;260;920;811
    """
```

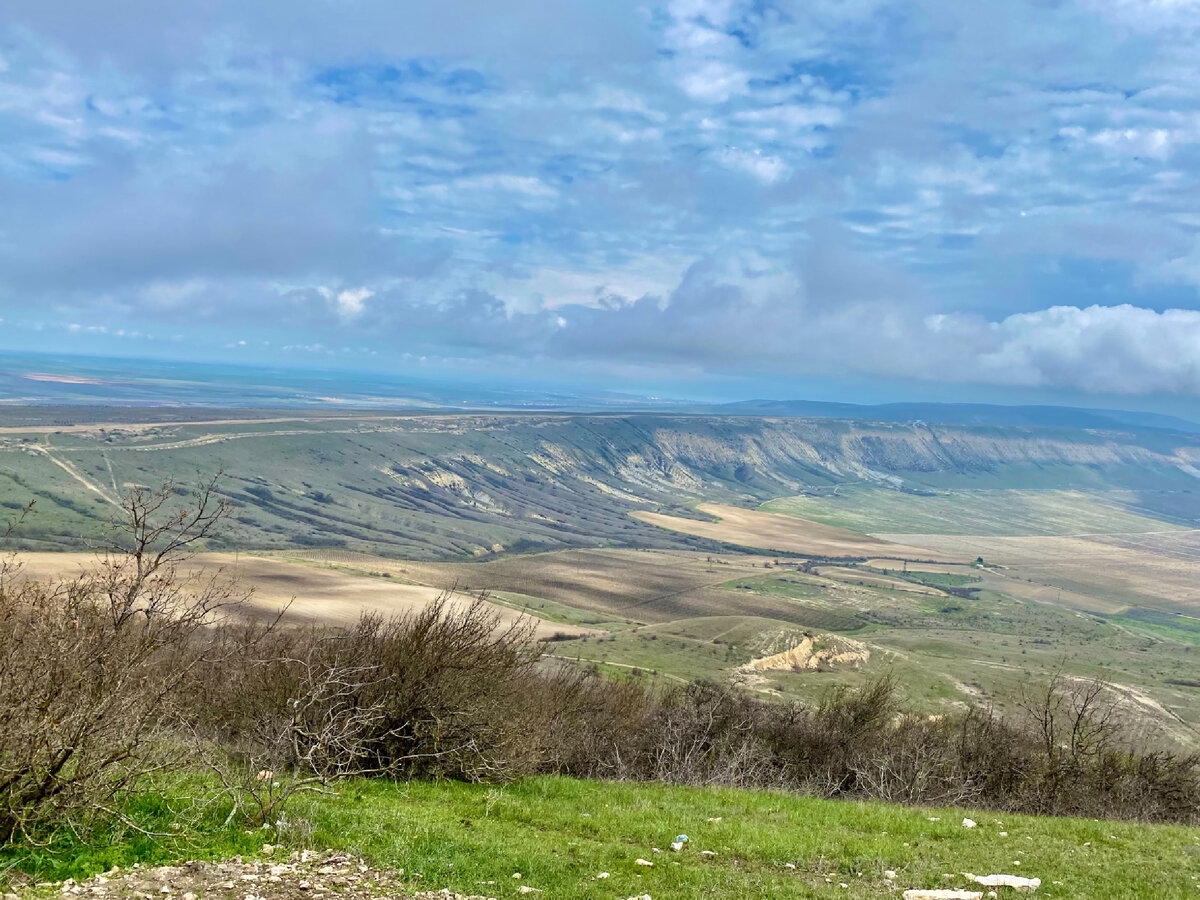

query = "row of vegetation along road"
2;480;1199;898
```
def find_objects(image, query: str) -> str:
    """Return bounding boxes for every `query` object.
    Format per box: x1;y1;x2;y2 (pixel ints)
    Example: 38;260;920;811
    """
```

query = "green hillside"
6;776;1198;899
2;413;1198;557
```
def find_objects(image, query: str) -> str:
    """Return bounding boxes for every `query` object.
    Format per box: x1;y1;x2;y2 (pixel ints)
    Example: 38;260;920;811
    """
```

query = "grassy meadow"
4;776;1198;899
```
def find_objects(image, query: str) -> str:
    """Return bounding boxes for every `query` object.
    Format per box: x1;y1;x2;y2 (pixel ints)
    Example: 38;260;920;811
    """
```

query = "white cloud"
733;104;843;134
813;302;1200;395
717;147;790;183
450;174;558;197
333;286;372;319
1088;127;1174;159
676;59;749;104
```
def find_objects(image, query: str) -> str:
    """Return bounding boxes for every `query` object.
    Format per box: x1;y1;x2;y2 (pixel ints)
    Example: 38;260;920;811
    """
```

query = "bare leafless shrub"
534;665;652;779
184;594;545;827
757;676;899;796
0;477;244;843
345;597;542;782
1013;673;1200;821
849;714;988;807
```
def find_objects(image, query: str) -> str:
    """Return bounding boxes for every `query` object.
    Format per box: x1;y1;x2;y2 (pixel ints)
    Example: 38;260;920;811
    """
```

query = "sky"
3;1;1200;411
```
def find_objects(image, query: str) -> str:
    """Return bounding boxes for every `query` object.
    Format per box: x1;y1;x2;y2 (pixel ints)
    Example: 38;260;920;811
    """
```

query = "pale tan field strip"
8;552;593;639
279;547;825;625
863;559;972;575
632;502;954;561
0;413;427;435
875;532;1200;615
817;566;946;596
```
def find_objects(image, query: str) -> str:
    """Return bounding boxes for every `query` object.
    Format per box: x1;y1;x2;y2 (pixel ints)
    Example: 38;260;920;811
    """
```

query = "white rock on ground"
961;818;977;828
972;874;1041;891
902;891;984;900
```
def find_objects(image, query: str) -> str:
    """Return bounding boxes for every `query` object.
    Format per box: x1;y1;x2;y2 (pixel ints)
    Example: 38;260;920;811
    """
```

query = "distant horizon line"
2;347;1200;431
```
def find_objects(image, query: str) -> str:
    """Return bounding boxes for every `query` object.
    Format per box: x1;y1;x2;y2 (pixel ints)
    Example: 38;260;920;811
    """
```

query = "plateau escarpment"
0;414;1195;557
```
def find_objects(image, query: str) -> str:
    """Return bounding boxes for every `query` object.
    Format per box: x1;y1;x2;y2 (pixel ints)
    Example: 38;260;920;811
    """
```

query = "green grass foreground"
4;776;1199;898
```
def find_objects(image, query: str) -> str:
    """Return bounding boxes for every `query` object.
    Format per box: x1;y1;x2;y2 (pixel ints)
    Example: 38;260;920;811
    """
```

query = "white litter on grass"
901;890;983;900
595;873;610;879
706;817;722;823
962;818;977;828
783;863;796;869
700;850;716;857
635;859;654;867
972;874;1041;892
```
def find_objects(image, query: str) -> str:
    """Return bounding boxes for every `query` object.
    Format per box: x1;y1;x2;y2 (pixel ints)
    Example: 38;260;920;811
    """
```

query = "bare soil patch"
739;632;870;675
280;548;859;627
875;532;1200;615
7;553;590;639
633;503;947;560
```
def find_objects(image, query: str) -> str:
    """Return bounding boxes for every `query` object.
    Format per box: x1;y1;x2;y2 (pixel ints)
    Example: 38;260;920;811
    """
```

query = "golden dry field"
6;551;593;639
275;546;846;626
875;531;1200;615
631;503;945;560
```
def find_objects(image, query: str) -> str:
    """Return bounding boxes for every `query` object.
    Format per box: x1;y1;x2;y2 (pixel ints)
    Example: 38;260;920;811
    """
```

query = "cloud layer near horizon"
3;0;1200;400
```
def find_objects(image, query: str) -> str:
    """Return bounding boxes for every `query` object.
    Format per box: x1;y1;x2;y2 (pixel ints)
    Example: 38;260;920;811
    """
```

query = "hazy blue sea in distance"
0;351;660;410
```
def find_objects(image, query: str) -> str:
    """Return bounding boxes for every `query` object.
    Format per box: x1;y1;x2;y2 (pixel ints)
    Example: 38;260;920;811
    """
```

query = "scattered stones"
971;874;1041;892
634;858;654;867
961;818;978;828
901;891;983;900
7;853;500;900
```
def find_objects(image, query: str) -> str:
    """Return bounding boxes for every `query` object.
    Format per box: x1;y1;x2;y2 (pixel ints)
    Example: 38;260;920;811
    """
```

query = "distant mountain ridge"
710;399;1200;435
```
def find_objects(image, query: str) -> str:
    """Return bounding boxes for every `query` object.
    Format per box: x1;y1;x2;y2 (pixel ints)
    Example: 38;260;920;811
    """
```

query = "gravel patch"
8;850;495;900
